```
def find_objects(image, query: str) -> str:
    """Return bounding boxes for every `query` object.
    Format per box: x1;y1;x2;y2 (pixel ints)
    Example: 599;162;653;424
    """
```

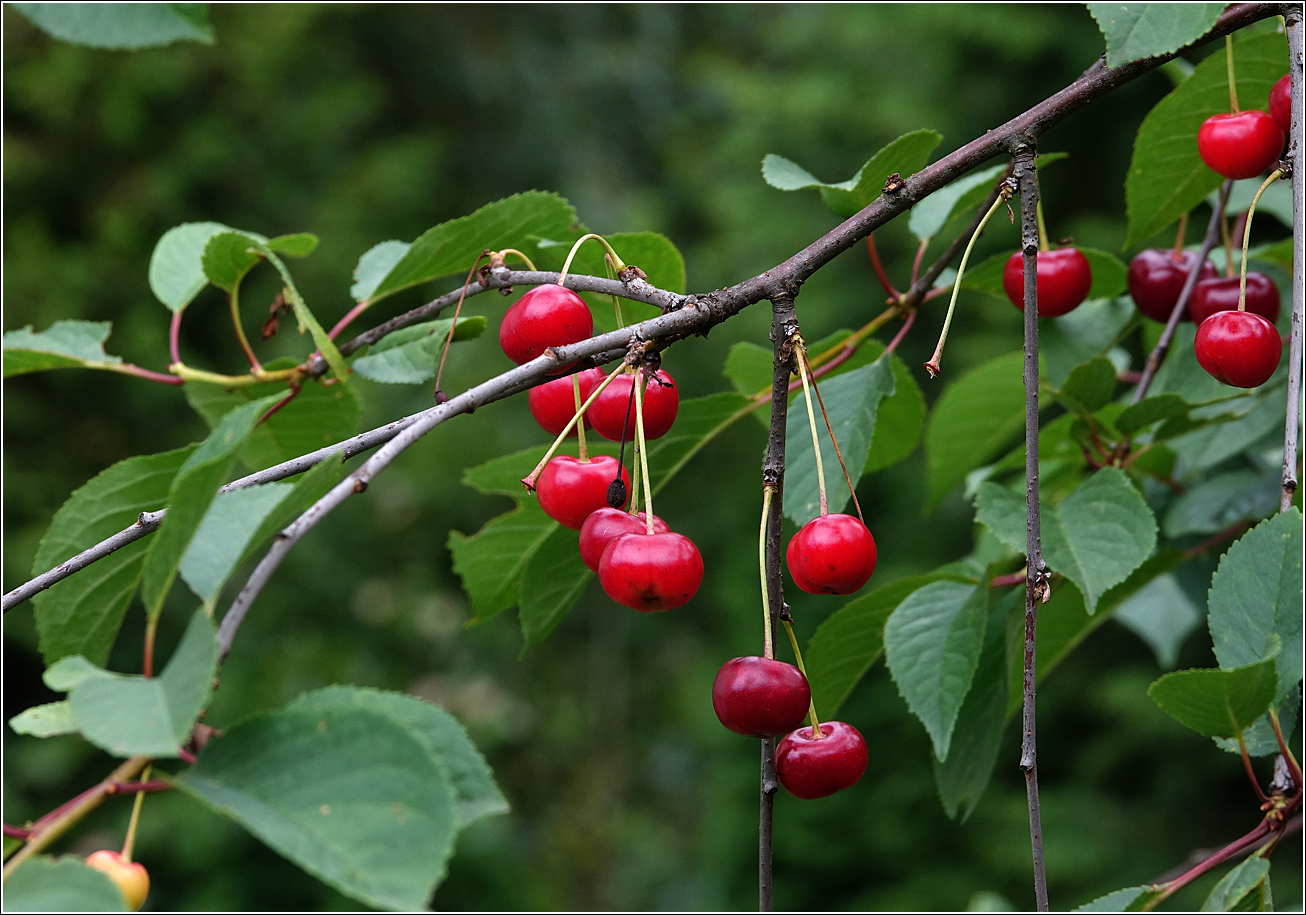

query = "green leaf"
933;588;1018;820
12;2;214;49
1207;510;1304;697
1148;657;1279;738
866;349;926;472
1215;686;1300;758
1040;296;1135;389
1113;572;1203;669
976;468;1157;613
1163;469;1279;538
365;192;578;305
266;232;319;258
723;341;773;397
1073;886;1159;912
2;320;125;377
448;503;559;624
8;700;77;738
33;446;195;666
763;130;943;218
1;856;129;912
1087;3;1225;68
141;398;274;616
518;527;593;651
460;445;551;499
1125;32;1288;249
201;231;264;292
149;221;232;312
646;392;753;494
1052;355;1119;416
351;317;487;384
297;687;507;828
176;687;461;911
262;245;351;384
805;573;973;718
1115;392;1196;435
784;358;894;526
185;367;362;472
908;163;1008;242
350;240;411;302
42;609;217;757
884;580;989;760
1201;856;1271;911
1225;177;1295;231
925;351;1028;512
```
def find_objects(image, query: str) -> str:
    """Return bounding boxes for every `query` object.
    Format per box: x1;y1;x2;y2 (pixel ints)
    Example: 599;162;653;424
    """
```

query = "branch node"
352;479;368;494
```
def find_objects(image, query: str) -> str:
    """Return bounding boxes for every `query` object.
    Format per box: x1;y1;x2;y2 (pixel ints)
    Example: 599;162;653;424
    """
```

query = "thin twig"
1284;7;1303;512
1015;146;1050;913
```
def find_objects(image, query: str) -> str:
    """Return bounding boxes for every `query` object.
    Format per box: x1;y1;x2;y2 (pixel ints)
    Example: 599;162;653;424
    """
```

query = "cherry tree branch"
1284;6;1303;512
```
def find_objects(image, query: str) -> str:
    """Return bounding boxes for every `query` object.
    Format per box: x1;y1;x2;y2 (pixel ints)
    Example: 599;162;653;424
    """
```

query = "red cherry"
775;721;868;799
499;284;594;372
598;530;703;611
1126;249;1218;322
588;368;680;442
785;513;877;595
1194;310;1282;388
1002;248;1093;317
1197;111;1284;180
578;507;670;573
85;850;149;911
712;656;811;738
528;367;605;436
1188;274;1281;326
1269;74;1291;135
536;455;629;529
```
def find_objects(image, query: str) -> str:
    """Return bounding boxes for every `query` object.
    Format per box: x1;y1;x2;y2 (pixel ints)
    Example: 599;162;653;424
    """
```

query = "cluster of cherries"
504;283;703;612
1128;73;1290;389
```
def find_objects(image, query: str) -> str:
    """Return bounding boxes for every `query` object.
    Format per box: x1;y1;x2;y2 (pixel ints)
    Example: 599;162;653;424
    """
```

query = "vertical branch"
1284;7;1303;513
1014;146;1051;913
759;290;798;912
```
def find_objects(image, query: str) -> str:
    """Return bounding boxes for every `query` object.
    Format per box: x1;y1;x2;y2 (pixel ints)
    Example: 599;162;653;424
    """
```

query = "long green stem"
1238;169;1284;311
782;620;823;738
558;233;627;286
228;286;262;373
1035;199;1050;253
572;372;590;461
1226;35;1240;113
120;765;150;863
797;344;865;524
794;336;828;516
759;487;775;660
633;371;654;533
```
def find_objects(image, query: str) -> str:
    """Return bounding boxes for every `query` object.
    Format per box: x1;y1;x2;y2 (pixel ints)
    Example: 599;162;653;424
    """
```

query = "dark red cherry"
1197;111;1284;180
712;657;811;738
1194;311;1282;388
1188;273;1281;326
775;721;869;799
1002;248;1093;317
499;284;594;373
536;455;629;529
1126;249;1218;322
1269;74;1291;135
786;513;877;595
588;368;680;442
598;531;703;612
528;367;605;436
578;507;669;573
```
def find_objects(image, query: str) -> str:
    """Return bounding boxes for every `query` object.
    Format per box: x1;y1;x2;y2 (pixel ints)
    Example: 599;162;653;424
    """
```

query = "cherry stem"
797;344;865;525
142;613;158;679
1237;169;1284;312
759;486;775;660
3;824;32;840
793;335;828;516
781;620;823;738
168;308;184;367
557;233;626;287
865;233;899;300
1270;712;1304;791
434;254;488;396
497;248;538;271
119;764;150;864
1173;211;1189;258
521;364;626;489
883;307;916;358
604;256;626;329
572;372;590;462
327;299;371;341
633;371;654;533
1140;822;1273;911
1238;736;1270;802
1221;199;1235;278
1035;198;1050;254
925;185;1011;377
228;286;263;373
910;237;929;287
1226;35;1240;114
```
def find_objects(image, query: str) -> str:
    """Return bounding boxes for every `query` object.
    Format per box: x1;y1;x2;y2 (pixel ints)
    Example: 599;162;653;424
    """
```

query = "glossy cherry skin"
1194;311;1282;388
1002;248;1093;317
578;507;670;573
1197;111;1285;180
588;368;680;442
1269;74;1291;134
775;721;869;800
528;367;605;436
1126;249;1218;322
1188;273;1281;326
598;531;703;611
536;455;629;529
786;513;877;595
85;850;149;911
499;284;594;372
712;656;811;738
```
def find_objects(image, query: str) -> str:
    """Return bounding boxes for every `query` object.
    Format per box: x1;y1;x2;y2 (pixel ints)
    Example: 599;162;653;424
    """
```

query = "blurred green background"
3;5;1299;911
